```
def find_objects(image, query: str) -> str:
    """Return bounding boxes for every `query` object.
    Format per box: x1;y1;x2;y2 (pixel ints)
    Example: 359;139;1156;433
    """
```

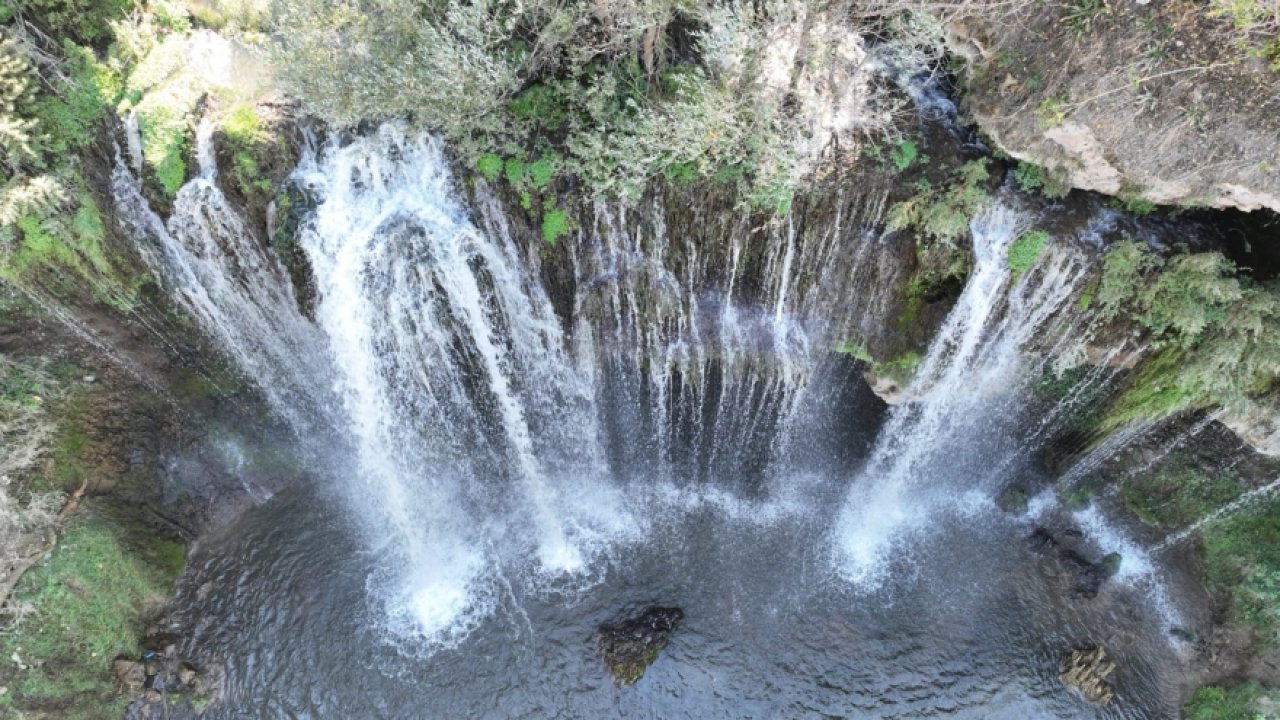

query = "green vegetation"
0;512;184;719
218;102;278;200
1094;240;1280;425
1111;194;1158;215
1184;683;1272;720
1203;499;1280;644
835;342;923;384
1062;0;1112;37
886;160;991;244
0;0;163;305
1012;161;1070;199
889;140;923;172
1035;94;1072;128
268;0;965;210
541;207;570;246
1007;230;1049;284
1120;455;1243;528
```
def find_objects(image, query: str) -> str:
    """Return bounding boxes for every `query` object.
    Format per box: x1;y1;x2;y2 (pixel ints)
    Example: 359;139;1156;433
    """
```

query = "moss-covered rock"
597;606;684;686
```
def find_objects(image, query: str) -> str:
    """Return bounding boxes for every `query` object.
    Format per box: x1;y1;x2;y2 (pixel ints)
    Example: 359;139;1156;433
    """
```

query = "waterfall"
833;202;1088;589
110;120;339;437
122;118;1205;658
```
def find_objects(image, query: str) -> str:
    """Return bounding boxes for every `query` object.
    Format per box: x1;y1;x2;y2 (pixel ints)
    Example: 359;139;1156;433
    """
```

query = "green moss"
504;156;528;186
1183;683;1270;720
1203;499;1280;643
1120;456;1243;528
476;153;503;183
541;207;570;246
0;512;184;719
527;154;558;189
1008;230;1050;283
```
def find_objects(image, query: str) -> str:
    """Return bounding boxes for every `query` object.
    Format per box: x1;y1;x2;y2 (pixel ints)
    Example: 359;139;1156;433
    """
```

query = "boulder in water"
1059;645;1116;705
597;606;684;685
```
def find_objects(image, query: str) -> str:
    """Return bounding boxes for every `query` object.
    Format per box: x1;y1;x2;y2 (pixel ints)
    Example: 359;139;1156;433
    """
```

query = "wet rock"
113;657;146;692
1060;646;1116;705
177;662;198;687
1027;527;1120;599
863;371;910;405
996;486;1029;514
141;631;182;656
597;606;684;685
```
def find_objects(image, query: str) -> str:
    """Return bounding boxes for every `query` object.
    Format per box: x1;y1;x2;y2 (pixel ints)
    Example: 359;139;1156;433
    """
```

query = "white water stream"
116;122;1198;664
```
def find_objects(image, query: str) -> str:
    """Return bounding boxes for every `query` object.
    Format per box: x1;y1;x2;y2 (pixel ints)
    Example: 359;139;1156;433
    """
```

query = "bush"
1184;683;1269;720
1095;241;1280;422
886;159;991;244
267;0;945;208
1202;499;1280;642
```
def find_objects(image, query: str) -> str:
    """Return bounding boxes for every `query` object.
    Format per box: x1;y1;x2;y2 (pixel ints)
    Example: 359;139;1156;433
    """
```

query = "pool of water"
164;475;1186;720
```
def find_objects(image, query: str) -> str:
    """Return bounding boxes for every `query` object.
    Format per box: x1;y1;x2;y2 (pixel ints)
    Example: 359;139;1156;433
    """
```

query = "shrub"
1097;242;1280;423
1184;683;1269;720
886;159;991;244
1203;499;1280;643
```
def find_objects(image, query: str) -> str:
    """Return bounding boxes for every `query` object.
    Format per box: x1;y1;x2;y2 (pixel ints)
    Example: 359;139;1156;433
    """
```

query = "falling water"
833;202;1089;589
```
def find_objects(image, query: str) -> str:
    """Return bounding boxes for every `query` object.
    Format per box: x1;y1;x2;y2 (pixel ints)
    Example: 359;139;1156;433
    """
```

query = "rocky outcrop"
1221;395;1280;457
1060;646;1116;705
952;5;1280;213
597;606;684;685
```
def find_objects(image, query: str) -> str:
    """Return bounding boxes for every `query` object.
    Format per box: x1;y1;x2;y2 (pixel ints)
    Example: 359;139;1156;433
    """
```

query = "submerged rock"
1060;646;1116;705
597;606;684;686
1027;527;1121;599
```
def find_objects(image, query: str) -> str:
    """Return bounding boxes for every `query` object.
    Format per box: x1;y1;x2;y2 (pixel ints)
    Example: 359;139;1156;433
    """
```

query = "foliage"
1012;161;1043;193
541;207;570;246
475;153;503;183
833;343;923;384
0;513;184;719
219;103;277;199
1120;455;1243;528
1062;0;1112;37
1183;683;1271;720
267;0;946;209
6;0;132;45
0;7;141;304
1007;229;1049;283
1203;499;1280;644
886;159;991;244
889;140;922;172
1096;240;1280;423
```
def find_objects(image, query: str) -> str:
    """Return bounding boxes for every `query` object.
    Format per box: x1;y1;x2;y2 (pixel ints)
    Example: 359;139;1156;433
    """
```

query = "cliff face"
952;2;1280;213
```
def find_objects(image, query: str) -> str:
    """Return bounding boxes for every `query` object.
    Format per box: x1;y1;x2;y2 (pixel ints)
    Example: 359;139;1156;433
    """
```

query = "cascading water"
118;122;1206;717
833;202;1088;589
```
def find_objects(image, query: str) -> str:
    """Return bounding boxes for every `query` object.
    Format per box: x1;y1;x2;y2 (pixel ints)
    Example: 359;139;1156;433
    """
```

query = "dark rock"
996;486;1029;514
597;606;684;685
140;632;182;656
1027;527;1117;599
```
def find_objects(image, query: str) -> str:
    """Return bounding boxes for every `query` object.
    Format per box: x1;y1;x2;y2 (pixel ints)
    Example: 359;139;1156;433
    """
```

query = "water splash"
833;203;1088;589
